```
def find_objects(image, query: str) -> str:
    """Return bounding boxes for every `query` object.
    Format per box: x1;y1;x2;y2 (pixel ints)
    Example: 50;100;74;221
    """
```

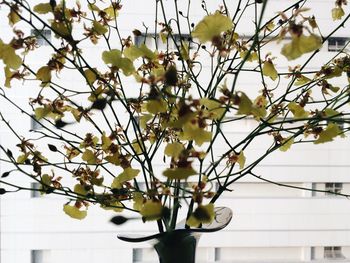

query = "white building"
1;0;350;262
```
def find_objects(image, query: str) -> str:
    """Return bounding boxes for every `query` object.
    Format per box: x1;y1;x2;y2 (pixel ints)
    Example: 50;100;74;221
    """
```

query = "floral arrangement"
0;0;349;234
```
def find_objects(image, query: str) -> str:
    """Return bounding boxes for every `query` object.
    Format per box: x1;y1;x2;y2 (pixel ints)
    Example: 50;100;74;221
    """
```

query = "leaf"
101;201;124;212
163;167;197;180
180;122;212;146
102;49;135;76
34;106;51;120
279;137;294;152
17;153;30;164
84;69;97;85
111;168;140;189
2;171;10;178
281;34;322;61
164;142;184;159
36;66;52;87
262;60;278;81
288;102;309;119
138;44;156;60
92;21;108;35
110;215;128;225
105;153;121;166
82;149;97;164
332;7;345;20
101;132;112;151
8;9;21;26
236;92;253;115
4;66;15;88
74;184;88;196
192;12;233;43
314;123;342;144
237;151;246;169
0;41;22;69
63;204;87;220
324;108;339;117
146;100;168;114
133;192;144;211
239;50;258;62
140;200;163;221
139;114;153;129
104;6;118;19
186;203;215;227
51;21;71;37
251;95;267;119
117;167;140;183
124;45;144;61
200;98;225;119
48;144;58;152
40;174;52;194
33;3;52;14
294;75;311;86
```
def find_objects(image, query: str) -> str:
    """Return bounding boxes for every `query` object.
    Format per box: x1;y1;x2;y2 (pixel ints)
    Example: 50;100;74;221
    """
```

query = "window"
31;250;51;263
324;246;345;259
328;37;349;52
134;33;192;51
30;182;41;198
325;182;342;196
31;29;51;46
30;115;43;130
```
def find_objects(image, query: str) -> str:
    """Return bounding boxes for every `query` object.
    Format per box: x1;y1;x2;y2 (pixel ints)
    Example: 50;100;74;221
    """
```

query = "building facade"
1;0;350;262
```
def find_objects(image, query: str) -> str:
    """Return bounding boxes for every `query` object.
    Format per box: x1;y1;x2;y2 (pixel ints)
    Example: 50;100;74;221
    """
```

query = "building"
1;0;350;262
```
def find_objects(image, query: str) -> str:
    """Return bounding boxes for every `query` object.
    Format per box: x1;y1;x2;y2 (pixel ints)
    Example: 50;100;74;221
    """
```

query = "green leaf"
294;75;311;86
140;200;163;221
124;45;144;61
92;21;108;35
262;61;278;81
82;149;97;164
164;142;184;159
186;203;215;227
133;192;144;211
180;122;212;146
102;49;135;76
0;41;22;70
314;123;342;144
236;92;253;115
200;98;225;119
36;66;52;87
17;153;30;164
332;7;345;20
33;3;52;14
84;69;97;85
74;184;88;196
34;106;51;120
281;34;322;61
8;9;21;26
111;168;140;189
146;99;168;114
104;6;118;18
192;12;233;43
288;102;309;119
63;204;87;220
279;137;294;152
4;66;15;88
51;21;71;37
237;151;246;169
163;167;197;180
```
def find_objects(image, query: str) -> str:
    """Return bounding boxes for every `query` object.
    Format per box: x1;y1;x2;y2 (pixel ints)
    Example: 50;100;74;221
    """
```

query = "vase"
118;207;232;263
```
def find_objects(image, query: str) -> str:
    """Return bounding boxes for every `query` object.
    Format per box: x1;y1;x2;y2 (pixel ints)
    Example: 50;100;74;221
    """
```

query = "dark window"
31;29;51;46
328;37;349;52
